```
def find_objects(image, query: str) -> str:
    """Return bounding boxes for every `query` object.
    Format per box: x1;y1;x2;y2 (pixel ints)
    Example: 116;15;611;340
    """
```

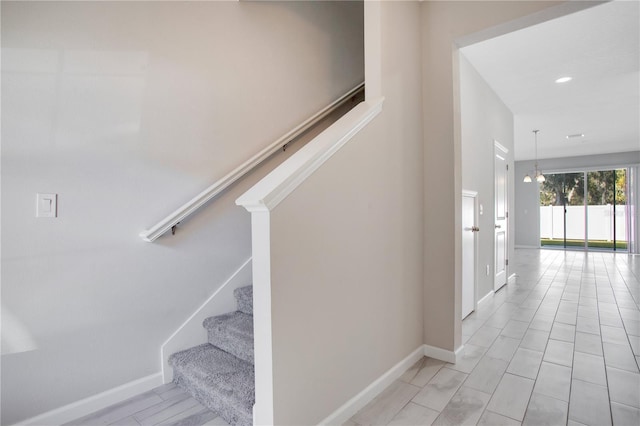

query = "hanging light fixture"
534;130;545;182
524;130;545;183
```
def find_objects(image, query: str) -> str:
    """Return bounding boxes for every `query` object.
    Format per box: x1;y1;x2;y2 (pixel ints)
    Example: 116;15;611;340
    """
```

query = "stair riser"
207;330;254;365
203;311;254;365
233;286;253;315
169;344;254;426
173;372;252;426
236;299;252;315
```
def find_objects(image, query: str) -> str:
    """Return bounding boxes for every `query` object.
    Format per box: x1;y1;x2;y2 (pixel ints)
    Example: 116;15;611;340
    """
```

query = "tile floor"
69;249;639;426
64;382;230;426
348;249;640;425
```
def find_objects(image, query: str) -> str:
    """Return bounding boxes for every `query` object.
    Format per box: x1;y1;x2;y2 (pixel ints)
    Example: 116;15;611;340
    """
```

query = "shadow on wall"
257;0;365;95
0;1;364;424
1;307;39;355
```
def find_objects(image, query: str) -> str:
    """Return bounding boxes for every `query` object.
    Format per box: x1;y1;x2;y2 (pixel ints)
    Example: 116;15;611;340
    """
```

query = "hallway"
348;249;640;425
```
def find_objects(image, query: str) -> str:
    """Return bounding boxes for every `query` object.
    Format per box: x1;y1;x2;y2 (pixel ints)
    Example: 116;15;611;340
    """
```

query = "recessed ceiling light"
566;133;584;139
555;76;572;83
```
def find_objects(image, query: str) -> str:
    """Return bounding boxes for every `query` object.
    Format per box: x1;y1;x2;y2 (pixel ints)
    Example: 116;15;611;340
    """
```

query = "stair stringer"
160;257;252;383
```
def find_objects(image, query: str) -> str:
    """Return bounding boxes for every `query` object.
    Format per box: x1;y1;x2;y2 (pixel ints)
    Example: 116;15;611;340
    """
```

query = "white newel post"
246;208;274;426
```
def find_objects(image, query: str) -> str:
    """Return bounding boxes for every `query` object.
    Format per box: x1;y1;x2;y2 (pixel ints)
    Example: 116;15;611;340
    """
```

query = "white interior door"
494;142;508;291
462;190;478;319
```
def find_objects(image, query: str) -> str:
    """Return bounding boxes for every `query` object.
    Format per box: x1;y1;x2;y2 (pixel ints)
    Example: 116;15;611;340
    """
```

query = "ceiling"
460;0;639;162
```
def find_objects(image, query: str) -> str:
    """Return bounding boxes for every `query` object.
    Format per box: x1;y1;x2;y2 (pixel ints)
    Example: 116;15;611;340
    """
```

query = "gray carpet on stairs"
169;343;254;426
204;311;254;365
234;286;253;315
169;285;255;426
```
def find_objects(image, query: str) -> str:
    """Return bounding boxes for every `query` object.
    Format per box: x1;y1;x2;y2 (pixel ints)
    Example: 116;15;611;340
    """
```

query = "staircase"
169;285;254;426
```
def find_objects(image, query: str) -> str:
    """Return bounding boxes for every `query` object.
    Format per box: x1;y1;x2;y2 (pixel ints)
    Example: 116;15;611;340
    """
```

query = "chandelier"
523;130;545;183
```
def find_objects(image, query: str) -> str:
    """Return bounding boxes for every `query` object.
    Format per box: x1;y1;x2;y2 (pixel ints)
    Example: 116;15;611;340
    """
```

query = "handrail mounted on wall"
140;82;364;242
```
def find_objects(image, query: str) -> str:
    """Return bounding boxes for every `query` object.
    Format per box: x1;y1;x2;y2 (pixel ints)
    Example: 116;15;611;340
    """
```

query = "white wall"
514;151;640;249
514;160;542;247
247;2;424;423
459;54;515;300
420;0;577;352
0;1;363;423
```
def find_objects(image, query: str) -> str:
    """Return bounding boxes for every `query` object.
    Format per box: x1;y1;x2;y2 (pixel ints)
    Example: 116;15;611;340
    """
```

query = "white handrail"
139;82;364;242
236;97;384;213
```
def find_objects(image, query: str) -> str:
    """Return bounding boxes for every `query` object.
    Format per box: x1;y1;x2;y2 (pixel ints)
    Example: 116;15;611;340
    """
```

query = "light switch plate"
36;193;57;218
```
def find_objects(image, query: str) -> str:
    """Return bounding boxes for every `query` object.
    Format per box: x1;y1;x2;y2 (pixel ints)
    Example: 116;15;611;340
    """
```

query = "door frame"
462;189;479;319
494;141;509;292
538;166;637;252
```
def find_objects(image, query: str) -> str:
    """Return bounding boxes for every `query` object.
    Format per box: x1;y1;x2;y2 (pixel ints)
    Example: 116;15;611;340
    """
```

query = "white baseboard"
14;373;162;426
319;342;464;424
160;257;252;383
423;344;460;364
477;291;494;307
319;345;425;425
508;273;517;284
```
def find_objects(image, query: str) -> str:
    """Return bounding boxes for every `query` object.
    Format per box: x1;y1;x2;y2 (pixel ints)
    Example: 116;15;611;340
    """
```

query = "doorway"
462;190;478;319
494;142;509;291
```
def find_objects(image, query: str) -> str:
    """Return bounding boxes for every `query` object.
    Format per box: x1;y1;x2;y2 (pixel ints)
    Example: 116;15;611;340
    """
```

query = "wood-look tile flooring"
70;249;639;426
348;249;640;425
64;383;229;426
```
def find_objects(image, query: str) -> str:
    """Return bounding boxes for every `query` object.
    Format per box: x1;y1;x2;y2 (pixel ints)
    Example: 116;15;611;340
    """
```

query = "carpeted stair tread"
203;311;254;365
169;343;254;426
234;286;253;315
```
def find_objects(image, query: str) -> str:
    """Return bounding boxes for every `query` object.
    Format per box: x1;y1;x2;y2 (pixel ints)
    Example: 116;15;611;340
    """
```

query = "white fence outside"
540;205;628;241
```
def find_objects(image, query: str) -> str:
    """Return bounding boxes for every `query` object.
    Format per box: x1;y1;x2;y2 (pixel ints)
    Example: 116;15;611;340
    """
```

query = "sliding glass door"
540;172;585;248
587;169;627;250
540;168;629;251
